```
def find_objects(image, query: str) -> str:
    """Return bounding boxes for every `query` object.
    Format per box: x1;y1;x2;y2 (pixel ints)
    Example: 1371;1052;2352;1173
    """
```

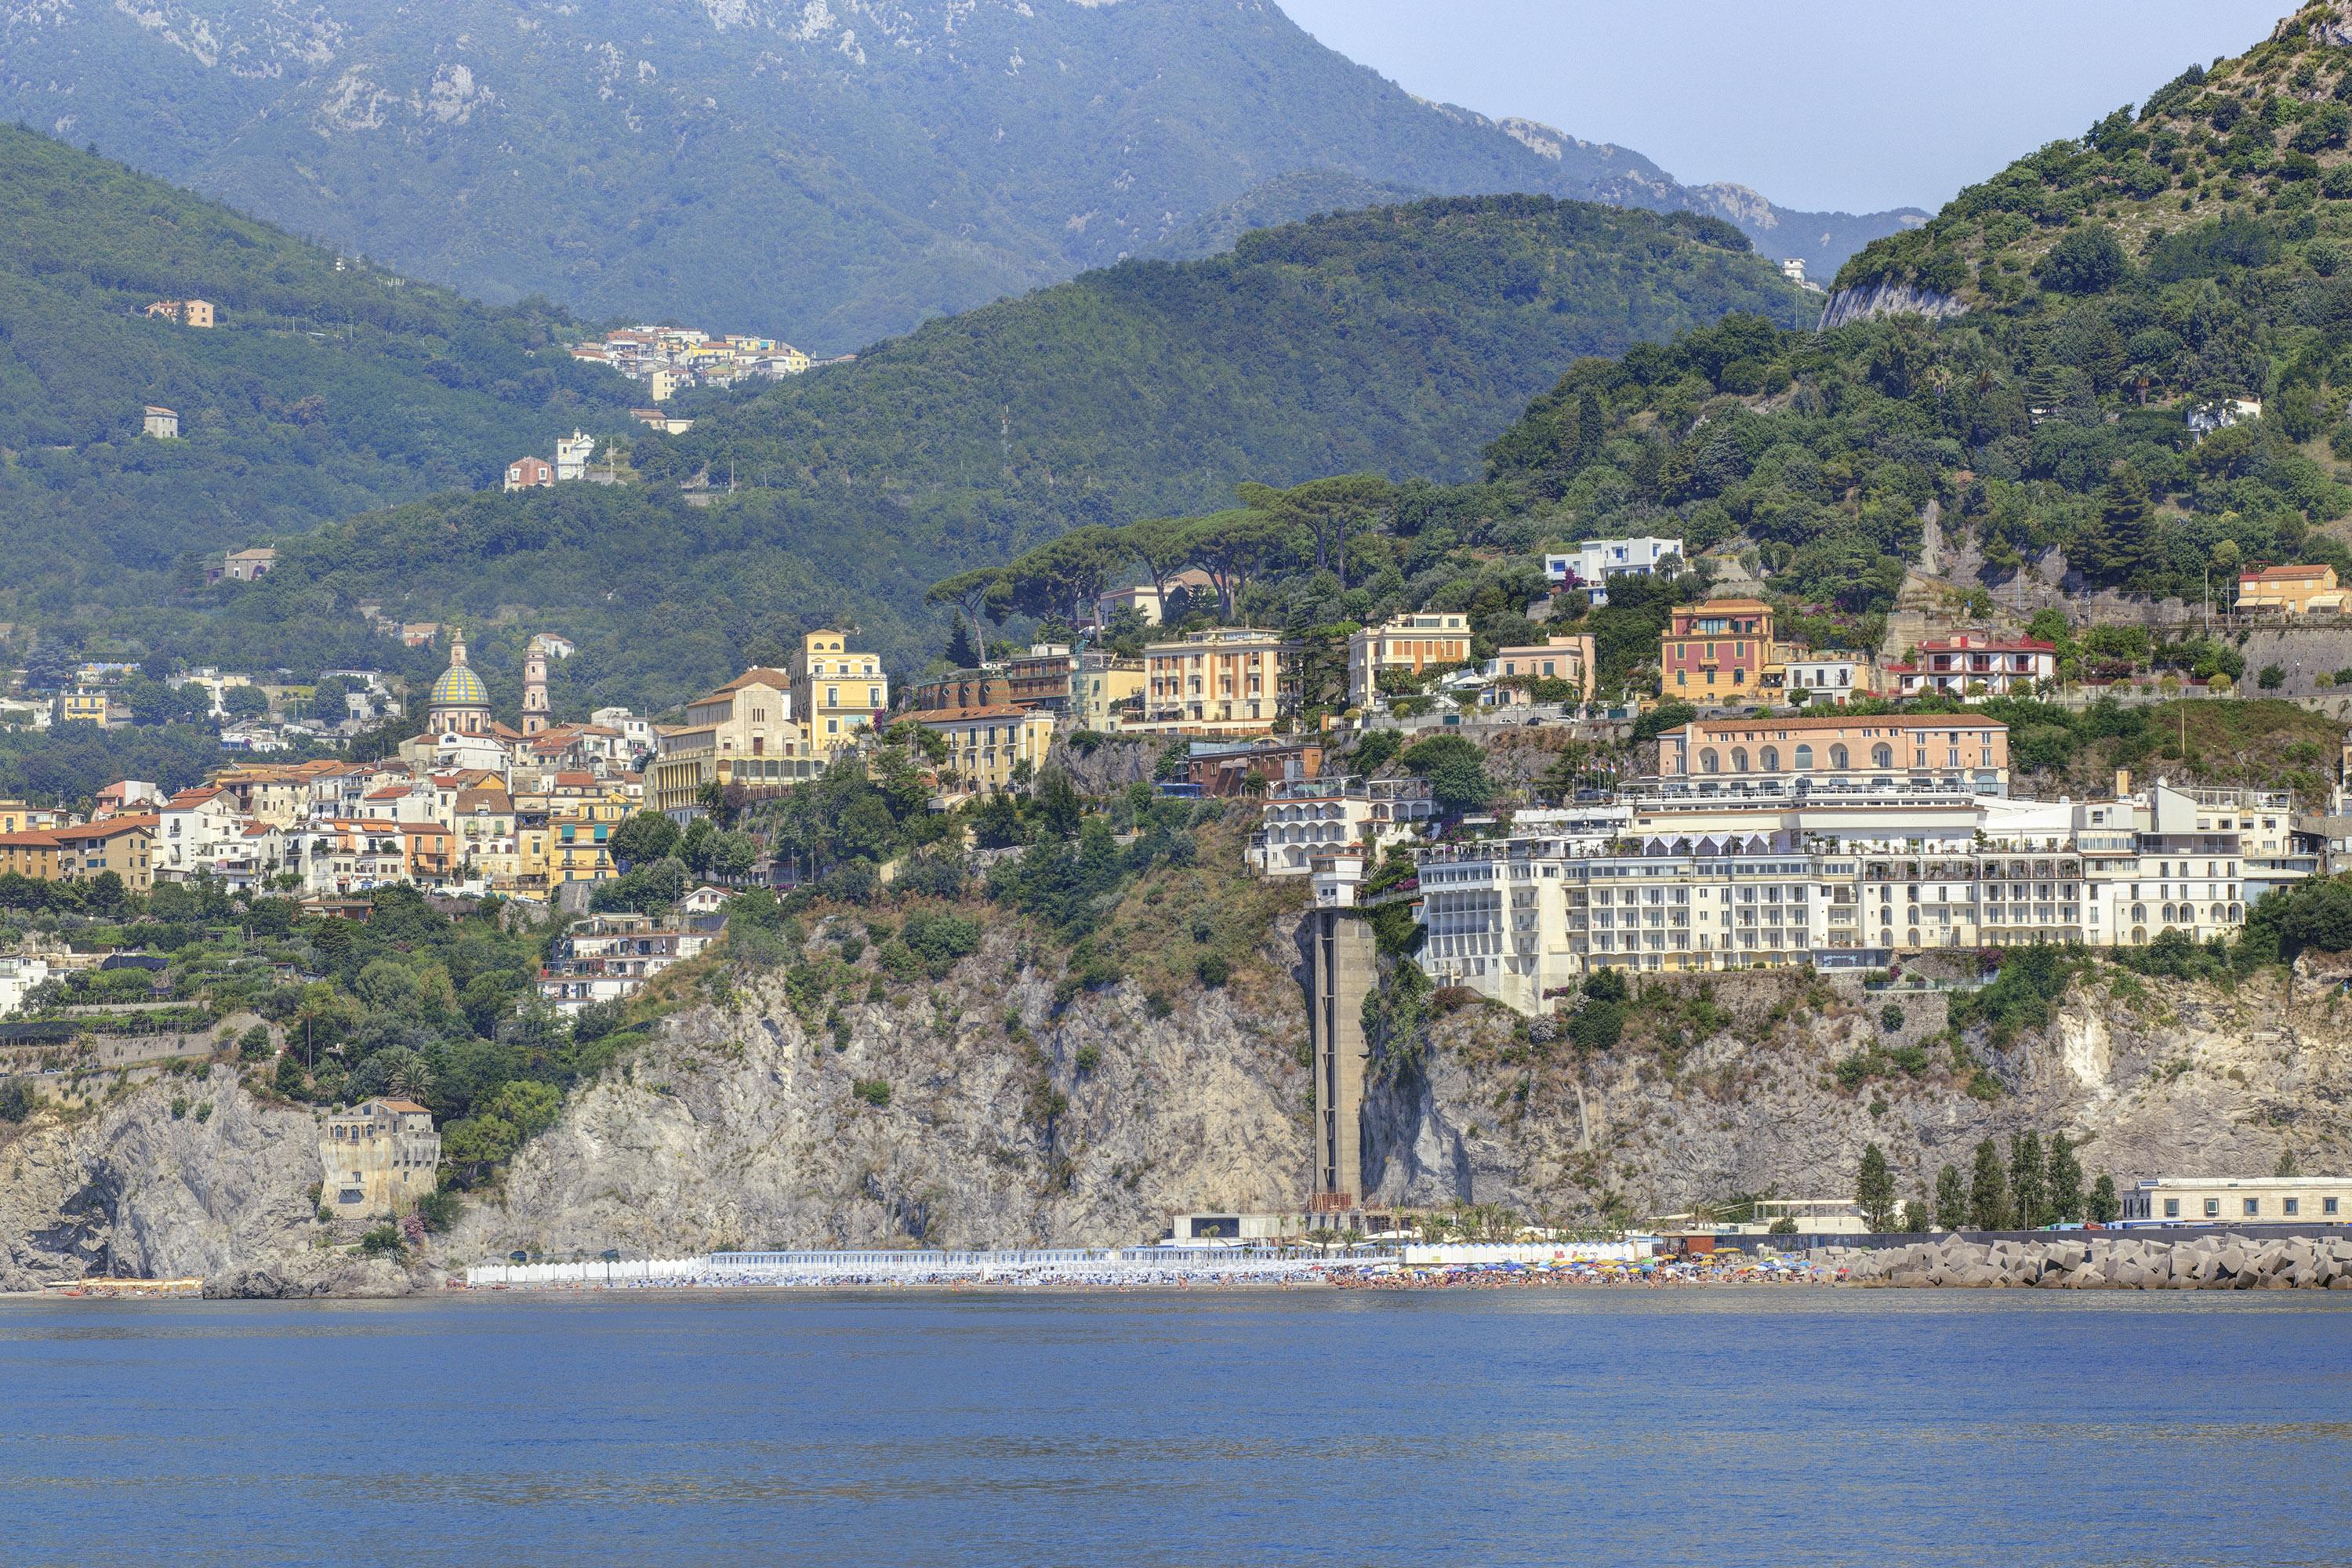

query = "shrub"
0;1078;32;1123
1073;1043;1102;1076
414;1189;461;1233
1196;953;1231;988
238;1024;273;1060
2258;663;2286;691
852;1078;892;1108
1879;1004;1905;1033
357;1225;405;1258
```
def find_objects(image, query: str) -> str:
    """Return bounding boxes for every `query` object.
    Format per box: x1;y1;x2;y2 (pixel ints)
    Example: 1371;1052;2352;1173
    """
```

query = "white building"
1247;776;1436;877
1410;781;2262;1015
1780;651;1877;703
1542;537;1682;605
2121;1174;2349;1223
537;914;724;1012
157;786;253;880
0;955;52;1017
554;430;597;483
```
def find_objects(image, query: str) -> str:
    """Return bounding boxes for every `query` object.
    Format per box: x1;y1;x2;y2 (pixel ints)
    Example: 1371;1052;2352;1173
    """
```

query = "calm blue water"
2;1289;2348;1566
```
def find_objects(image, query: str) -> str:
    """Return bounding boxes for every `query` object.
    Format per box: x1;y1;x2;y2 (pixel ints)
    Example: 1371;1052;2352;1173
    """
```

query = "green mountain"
1479;3;2352;624
0;125;635;616
174;193;1812;706
0;0;1921;352
645;196;1815;517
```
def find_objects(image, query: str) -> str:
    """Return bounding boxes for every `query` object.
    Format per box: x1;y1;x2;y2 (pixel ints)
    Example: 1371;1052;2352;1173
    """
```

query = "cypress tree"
1935;1163;1968;1230
1969;1138;2010;1230
2011;1131;2048;1229
1857;1142;1896;1231
2048;1132;2085;1222
2088;1173;2121;1224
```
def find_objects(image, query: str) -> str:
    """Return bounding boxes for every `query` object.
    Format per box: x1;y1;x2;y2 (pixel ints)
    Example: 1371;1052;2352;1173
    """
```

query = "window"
2164;1198;2180;1218
2328;1198;2341;1216
1761;746;1780;771
2203;1198;2220;1218
2284;1198;2300;1217
1795;744;1813;771
1830;745;1849;770
1731;748;1749;773
1700;750;1719;775
2243;1198;2259;1217
1872;743;1893;769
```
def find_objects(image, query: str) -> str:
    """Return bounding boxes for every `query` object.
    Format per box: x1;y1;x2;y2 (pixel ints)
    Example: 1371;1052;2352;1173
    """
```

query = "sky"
1277;1;2288;216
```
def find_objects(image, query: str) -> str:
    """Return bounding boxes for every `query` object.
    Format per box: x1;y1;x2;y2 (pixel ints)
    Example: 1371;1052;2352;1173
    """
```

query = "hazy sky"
1277;1;2286;215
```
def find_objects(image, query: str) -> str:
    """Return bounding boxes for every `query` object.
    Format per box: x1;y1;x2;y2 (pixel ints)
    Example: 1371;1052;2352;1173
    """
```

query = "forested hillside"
0;0;1919;350
0;125;633;619
646;197;1813;520
162;195;1806;703
1481;5;2352;619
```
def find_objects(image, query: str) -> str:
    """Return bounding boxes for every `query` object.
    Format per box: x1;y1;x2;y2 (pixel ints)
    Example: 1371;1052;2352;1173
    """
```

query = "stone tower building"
522;637;550;736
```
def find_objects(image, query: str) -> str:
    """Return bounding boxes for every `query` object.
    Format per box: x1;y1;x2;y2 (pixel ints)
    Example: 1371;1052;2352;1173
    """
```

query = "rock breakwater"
1820;1233;2352;1290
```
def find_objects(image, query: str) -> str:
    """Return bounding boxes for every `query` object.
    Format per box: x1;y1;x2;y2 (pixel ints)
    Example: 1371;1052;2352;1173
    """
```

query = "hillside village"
21;4;2352;1262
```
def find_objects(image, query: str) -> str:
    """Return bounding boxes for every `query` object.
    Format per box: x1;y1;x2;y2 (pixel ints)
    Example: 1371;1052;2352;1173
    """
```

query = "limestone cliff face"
9;939;2347;1285
448;927;1312;1258
0;1065;414;1294
1362;965;2352;1221
1817;281;1969;332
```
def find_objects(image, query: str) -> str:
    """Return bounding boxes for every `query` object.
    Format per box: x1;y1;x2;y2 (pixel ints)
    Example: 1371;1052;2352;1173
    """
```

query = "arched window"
2131;903;2146;924
1830;745;1849;770
1795;743;1814;771
1761;746;1780;771
2209;904;2226;924
1700;749;1720;775
1731;747;1750;773
1871;743;1894;769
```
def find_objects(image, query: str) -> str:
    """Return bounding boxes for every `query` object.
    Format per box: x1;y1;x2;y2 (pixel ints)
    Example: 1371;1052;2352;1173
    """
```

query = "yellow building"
0;817;158;892
320;1099;439;1218
0;800;64;834
549;811;616;884
1072;652;1146;731
2237;564;2344;616
793;630;888;760
58;691;108;725
1347;612;1472;707
913;706;1058;795
1490;633;1599;703
649;667;822;815
1138;627;1298;738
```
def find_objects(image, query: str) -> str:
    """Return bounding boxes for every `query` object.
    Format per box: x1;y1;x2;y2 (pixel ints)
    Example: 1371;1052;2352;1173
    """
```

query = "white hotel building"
1412;779;2267;1016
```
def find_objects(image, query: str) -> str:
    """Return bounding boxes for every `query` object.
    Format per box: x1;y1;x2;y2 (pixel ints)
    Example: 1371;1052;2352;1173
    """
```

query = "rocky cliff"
446;925;1310;1259
1817;281;1969;332
6;938;2347;1288
1363;963;2352;1222
0;1065;419;1295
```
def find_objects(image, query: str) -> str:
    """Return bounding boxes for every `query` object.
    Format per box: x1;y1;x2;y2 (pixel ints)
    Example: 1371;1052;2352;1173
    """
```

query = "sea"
2;1289;2347;1566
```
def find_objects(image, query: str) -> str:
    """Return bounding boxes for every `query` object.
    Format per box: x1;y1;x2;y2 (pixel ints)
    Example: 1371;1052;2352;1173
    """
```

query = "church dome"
431;663;490;709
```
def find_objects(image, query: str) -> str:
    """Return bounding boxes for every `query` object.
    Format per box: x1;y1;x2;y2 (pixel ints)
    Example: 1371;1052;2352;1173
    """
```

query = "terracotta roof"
0;829;63;848
165;788;224;807
53;815;159;840
1917;635;2056;653
553;771;594;787
374;1099;431;1115
1672;714;2006;736
2242;564;2332;582
364;787;409;800
913;704;1036;723
1682;597;1773;612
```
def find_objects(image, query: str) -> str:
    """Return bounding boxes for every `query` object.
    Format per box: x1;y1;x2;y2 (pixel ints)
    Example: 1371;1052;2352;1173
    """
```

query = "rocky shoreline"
1819;1234;2352;1290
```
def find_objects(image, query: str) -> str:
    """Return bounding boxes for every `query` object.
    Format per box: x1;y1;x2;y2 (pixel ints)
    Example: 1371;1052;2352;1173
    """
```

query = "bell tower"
522;637;550;736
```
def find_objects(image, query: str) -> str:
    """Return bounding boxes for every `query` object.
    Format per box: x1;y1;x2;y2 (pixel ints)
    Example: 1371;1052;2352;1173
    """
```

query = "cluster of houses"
565;325;844;404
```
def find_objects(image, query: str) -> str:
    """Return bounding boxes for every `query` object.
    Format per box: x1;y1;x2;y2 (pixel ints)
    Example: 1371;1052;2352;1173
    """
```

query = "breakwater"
1821;1232;2352;1289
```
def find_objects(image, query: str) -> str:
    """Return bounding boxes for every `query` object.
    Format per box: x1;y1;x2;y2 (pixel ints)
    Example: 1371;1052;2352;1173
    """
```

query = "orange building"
1659;598;1776;696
